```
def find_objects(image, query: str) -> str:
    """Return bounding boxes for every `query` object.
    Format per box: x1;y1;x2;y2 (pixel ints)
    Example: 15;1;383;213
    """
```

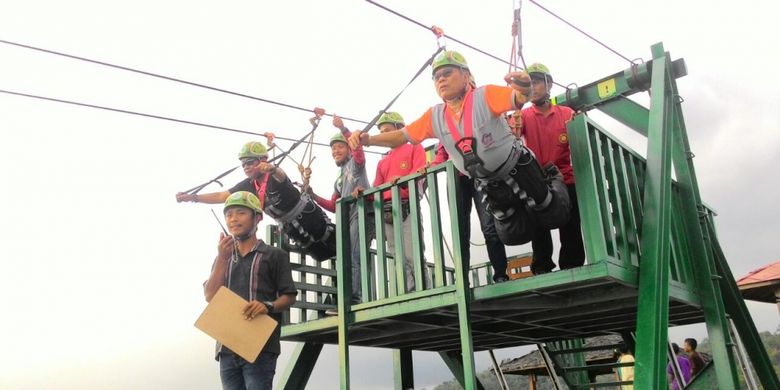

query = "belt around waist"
476;143;521;183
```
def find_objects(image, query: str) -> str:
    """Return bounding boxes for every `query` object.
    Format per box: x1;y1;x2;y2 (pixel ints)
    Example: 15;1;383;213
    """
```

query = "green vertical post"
567;115;610;263
393;349;414;390
408;178;425;291
633;43;674;389
445;163;477;390
425;169;447;287
391;185;407;294
279;342;324;390
357;195;372;302
374;191;388;300
335;199;352;390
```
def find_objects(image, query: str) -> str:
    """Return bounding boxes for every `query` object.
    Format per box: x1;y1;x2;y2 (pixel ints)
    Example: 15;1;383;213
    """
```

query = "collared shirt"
210;239;297;357
519;104;576;184
374;143;426;201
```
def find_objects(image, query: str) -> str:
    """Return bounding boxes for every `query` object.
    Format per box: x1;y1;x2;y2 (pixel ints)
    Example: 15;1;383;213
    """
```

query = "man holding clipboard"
202;191;297;390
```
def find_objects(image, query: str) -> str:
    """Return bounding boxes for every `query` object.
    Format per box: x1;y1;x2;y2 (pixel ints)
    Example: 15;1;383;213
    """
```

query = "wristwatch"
262;301;275;313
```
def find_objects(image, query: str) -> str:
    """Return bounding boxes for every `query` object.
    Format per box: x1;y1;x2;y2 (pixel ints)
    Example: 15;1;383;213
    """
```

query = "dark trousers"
457;175;508;280
531;184;585;274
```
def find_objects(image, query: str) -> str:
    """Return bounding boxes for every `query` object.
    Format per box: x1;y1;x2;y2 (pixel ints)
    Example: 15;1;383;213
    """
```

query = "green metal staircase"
271;42;778;390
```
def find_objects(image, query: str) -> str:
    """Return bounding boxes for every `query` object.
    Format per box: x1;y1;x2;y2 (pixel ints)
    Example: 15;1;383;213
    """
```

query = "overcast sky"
1;1;778;389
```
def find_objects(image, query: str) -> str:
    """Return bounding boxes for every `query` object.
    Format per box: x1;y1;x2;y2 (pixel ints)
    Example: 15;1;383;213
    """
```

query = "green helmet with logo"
224;191;263;214
377;112;405;128
238;141;268;160
526;63;553;83
330;132;348;146
432;50;469;74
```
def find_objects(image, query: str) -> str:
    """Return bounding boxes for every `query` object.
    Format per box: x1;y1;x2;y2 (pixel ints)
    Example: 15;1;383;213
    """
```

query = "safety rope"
182;109;325;195
359;45;444;133
297;108;325;193
508;1;526;137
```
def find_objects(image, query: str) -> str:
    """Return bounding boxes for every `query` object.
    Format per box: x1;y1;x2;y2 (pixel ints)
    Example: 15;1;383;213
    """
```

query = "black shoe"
494;275;509;283
532;268;552;275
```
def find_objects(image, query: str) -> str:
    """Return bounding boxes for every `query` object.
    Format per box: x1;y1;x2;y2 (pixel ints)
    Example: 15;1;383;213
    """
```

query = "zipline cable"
364;0;567;88
526;0;633;64
0;88;384;155
0;38;371;124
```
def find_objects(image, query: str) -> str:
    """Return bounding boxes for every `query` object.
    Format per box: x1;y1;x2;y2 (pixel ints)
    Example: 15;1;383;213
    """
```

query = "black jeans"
531;184;585;274
457;175;508;280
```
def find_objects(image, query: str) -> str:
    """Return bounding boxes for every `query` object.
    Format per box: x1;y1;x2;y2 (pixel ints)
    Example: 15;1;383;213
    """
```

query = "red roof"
737;260;780;286
737;260;780;303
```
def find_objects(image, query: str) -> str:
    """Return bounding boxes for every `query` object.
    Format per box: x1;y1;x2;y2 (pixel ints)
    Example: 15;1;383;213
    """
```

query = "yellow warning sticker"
597;79;617;99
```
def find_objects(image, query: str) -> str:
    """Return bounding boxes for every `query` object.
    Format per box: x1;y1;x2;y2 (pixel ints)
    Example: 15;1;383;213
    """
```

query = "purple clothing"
666;355;692;390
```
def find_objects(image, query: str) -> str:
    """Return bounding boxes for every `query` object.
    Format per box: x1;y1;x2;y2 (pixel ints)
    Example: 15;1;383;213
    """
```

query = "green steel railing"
272;161;501;327
567;114;708;291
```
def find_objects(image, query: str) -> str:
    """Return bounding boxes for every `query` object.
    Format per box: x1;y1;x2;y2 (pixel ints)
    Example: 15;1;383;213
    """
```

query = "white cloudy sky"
1;1;778;389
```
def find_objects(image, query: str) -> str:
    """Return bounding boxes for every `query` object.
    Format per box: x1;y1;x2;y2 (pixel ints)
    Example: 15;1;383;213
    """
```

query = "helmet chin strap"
533;95;550;106
533;77;551;106
234;213;259;241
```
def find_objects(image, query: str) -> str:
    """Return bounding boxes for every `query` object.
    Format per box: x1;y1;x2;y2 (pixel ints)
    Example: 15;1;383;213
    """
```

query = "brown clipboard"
194;286;278;363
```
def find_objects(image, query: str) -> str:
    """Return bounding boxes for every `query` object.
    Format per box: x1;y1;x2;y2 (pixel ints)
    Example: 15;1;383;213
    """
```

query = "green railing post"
568;115;610;264
374;191;389;300
335;199;352;389
633;43;674;389
278;342;324;390
357;194;372;302
445;163;477;390
425;167;447;287
408;178;425;291
391;185;407;295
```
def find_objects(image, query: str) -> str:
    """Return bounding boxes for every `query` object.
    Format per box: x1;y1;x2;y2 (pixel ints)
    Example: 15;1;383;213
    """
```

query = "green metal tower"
272;43;778;389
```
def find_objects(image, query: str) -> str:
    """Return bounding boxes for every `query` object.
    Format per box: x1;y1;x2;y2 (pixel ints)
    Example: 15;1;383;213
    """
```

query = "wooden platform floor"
281;262;703;352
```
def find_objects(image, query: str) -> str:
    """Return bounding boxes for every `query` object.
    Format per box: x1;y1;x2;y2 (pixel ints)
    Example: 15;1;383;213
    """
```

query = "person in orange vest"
516;63;585;275
349;50;570;270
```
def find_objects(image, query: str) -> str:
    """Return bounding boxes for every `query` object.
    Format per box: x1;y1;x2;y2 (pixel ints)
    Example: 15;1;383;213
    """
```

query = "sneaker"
494;275;509;283
325;308;338;316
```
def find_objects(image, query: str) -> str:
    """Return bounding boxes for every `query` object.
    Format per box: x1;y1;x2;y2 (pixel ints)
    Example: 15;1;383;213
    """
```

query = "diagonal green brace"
438;351;486;390
633;43;674;389
279;342;324;390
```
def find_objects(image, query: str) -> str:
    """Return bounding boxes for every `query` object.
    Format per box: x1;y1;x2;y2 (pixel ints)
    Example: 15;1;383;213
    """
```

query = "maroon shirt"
519;104;576;184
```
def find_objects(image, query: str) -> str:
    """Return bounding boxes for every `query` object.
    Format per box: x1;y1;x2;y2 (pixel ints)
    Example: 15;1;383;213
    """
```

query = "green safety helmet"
238;141;268;160
432;50;469;74
526;63;553;83
377;112;405;128
224;191;263;214
330;132;348;146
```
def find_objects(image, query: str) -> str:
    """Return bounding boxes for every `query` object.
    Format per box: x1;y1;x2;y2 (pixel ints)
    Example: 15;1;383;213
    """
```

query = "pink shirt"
519;104;576;184
374;143;426;201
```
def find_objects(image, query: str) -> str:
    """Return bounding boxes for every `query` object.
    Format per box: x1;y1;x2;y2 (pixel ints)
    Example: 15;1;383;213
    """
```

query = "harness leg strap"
508;146;556;209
